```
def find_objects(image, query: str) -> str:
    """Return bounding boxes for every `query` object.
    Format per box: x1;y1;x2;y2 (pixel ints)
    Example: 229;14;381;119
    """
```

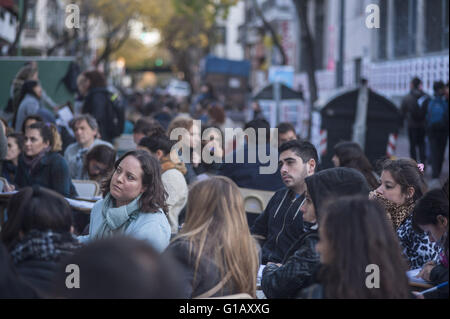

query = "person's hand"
0;121;5;135
417;261;436;282
267;262;282;267
369;190;377;200
2;181;15;193
412;291;425;299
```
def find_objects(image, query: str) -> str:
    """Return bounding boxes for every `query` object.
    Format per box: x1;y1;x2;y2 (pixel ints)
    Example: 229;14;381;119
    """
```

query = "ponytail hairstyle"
49;123;62;152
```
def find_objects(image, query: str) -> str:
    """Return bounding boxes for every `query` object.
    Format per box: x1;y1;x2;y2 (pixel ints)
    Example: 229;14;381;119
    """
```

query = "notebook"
256;265;266;287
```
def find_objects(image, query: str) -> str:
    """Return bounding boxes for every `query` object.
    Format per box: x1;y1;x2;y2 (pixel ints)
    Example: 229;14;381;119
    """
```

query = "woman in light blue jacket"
79;150;171;252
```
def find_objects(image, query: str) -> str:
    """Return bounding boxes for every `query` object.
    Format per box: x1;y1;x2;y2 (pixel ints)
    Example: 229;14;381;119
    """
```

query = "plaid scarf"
373;193;415;230
10;229;82;265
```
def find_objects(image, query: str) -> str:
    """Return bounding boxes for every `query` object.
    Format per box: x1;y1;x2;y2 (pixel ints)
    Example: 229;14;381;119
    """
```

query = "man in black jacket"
261;167;370;298
251;140;318;264
401;77;428;164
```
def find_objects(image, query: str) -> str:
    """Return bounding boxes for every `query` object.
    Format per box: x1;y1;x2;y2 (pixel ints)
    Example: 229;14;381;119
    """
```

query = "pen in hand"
417;281;448;296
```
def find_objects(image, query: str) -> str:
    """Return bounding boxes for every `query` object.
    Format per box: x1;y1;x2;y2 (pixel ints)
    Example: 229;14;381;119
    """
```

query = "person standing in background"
401;77;428;165
425;81;449;184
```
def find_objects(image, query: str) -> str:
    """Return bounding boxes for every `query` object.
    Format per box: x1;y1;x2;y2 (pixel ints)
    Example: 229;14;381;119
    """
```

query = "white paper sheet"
257;265;266;287
407;268;429;284
57;106;74;124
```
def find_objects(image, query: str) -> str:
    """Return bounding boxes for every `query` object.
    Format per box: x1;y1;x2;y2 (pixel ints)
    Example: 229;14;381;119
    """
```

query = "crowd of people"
401;78;449;185
0;64;448;300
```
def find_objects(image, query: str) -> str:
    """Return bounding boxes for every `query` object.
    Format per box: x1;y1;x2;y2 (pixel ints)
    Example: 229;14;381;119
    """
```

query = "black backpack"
410;94;428;122
106;91;125;139
57;61;81;93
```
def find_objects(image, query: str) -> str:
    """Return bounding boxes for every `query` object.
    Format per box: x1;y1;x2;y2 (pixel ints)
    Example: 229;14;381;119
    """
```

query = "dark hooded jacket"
0;243;39;299
251;188;305;264
82;88;115;142
261;167;370;299
401;88;428;128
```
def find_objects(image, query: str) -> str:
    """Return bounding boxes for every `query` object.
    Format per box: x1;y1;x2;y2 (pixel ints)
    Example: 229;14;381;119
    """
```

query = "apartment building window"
25;0;38;30
216;26;227;45
425;0;449;52
393;0;417;58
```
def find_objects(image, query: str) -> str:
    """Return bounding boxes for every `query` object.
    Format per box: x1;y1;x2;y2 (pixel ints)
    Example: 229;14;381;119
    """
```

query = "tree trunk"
95;25;130;79
8;0;29;56
46;30;79;56
253;0;288;65
293;0;318;140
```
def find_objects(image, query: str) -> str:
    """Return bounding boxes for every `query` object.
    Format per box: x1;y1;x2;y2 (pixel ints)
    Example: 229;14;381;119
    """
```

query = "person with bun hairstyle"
5;122;76;198
370;158;441;269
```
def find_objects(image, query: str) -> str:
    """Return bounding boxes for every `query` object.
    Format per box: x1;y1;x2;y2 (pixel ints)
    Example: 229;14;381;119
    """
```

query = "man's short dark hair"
276;122;296;135
433;81;445;93
279;140;319;165
133;118;164;136
411;77;422;89
139;135;174;155
244;119;271;141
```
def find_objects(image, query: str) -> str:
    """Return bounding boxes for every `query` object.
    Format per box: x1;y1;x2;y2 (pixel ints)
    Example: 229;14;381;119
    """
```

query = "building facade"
212;0;246;61
0;0;18;55
240;0;449;103
19;0;66;55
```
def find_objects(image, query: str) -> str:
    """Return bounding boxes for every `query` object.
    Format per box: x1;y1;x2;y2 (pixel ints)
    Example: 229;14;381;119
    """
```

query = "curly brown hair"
101;150;168;214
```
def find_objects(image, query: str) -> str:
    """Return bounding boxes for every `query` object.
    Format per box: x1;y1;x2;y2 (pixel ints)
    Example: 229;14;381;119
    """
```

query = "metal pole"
274;81;281;126
18;0;24;56
336;0;345;87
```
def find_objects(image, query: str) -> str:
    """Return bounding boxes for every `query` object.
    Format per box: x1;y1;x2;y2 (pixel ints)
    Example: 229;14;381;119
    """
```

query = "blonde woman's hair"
167;116;193;141
173;176;259;297
49;124;62;152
